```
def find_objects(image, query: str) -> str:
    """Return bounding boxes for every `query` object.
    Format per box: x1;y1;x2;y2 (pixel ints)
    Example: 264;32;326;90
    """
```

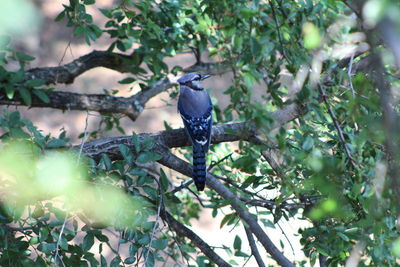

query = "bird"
177;72;213;191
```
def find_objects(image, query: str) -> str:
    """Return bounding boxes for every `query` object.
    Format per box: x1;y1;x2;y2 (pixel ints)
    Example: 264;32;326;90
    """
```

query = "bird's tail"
192;144;207;191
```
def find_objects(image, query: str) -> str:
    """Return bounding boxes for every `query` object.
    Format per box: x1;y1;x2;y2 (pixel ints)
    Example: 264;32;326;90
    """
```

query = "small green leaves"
233;235;241;251
82;233;95;251
33;89;50;103
18;87;31;106
5;84;15;99
151;239;168;250
119;144;133;164
16;51;35;62
25;79;44;87
118;77;136;84
136;151;162;164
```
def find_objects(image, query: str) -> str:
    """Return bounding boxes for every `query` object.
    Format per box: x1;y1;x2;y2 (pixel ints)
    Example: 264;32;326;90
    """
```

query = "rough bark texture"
0;78;173;120
25;50;143;85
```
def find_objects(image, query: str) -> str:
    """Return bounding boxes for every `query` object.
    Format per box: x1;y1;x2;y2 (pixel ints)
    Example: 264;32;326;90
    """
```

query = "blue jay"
177;72;212;191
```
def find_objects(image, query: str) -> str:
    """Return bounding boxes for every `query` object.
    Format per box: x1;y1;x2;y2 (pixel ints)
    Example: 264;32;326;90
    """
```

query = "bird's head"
177;72;211;91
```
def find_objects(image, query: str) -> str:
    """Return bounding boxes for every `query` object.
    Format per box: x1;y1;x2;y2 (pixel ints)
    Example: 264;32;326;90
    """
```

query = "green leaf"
337;232;349;242
5;84;15;99
82;233;94;251
110;256;121;267
100;255;107;267
250;37;262;58
234;155;258;173
124;257;136;264
233;235;241;250
138;233;150;245
131;133;140;153
136;151;162;163
220;213;236;228
38;243;57;254
141;138;154;151
118;77;136;84
101;154;112;170
99;8;112;18
19;87;32;106
26;79;45;87
55;11;65;22
145;250;155;267
119;144;133;164
33;89;50;103
159;169;169;192
151;239;168;250
47;138;67;148
73;25;85;36
143;185;158;199
302;136;314;150
16;51;35;61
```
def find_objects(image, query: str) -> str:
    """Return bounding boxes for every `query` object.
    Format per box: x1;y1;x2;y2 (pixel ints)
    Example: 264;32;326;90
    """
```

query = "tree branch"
25;50;143;85
0;78;174;120
154;147;295;267
81;102;302;160
161;209;231;267
244;226;266;267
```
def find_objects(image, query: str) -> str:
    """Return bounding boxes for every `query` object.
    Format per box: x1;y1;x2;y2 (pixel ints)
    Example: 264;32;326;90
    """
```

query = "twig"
187;187;205;207
318;84;356;168
170;180;193;194
78;111;90;163
347;53;356;96
161;208;232;267
384;71;400;80
144;196;162;265
268;0;290;63
55;215;68;267
244;226;266;267
276;222;295;257
208;153;233;171
214;173;266;200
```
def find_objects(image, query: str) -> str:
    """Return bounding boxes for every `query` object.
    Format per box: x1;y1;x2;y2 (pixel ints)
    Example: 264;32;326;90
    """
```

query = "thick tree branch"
25;48;228;86
154;147;294;267
0;78;174;120
161;209;231;267
26;50;143;85
6;51;230;119
81;102;302;160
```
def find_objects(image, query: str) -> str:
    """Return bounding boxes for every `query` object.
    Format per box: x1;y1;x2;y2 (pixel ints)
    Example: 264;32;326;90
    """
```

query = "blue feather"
177;73;213;191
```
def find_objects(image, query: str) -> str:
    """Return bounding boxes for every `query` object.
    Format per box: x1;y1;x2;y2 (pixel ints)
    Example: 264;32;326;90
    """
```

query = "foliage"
0;0;400;266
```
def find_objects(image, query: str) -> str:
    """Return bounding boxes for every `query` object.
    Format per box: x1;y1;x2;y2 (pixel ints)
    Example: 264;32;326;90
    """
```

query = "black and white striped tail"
193;144;206;191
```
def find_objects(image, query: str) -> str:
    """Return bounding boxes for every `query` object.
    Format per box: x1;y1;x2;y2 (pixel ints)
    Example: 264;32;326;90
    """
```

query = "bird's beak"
200;74;211;80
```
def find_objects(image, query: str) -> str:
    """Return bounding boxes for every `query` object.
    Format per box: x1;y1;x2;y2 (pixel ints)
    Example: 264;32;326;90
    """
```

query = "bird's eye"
194;75;201;81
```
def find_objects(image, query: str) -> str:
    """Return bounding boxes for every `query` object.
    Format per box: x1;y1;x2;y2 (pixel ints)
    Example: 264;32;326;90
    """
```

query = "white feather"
195;139;208;145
